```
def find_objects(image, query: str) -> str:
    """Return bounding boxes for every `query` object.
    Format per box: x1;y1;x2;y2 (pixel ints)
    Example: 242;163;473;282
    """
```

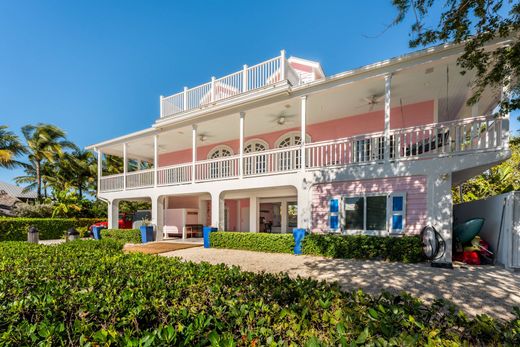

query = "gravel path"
162;248;520;320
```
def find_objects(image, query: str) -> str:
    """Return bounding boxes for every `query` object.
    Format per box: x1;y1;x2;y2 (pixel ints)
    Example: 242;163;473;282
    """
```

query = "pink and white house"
87;39;512;264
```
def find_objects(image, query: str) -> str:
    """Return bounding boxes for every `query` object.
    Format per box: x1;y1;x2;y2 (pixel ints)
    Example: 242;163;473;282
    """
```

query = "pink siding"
159;100;434;166
310;176;427;235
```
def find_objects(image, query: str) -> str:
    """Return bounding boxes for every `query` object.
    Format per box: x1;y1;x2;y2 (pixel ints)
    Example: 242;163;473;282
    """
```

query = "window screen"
344;197;364;230
366;196;387;230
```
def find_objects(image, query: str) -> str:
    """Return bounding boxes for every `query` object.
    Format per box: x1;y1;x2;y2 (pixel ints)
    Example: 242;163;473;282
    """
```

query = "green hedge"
210;231;294;253
302;234;424;263
0;218;105;241
100;228;141;244
0;240;518;345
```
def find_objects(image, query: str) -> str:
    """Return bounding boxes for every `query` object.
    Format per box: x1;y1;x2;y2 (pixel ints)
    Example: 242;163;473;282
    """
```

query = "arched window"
275;132;311;171
208;145;234;159
207;145;234;178
244;139;269;175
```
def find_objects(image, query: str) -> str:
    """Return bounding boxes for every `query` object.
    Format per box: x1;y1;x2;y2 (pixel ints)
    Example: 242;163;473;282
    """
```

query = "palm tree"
59;149;97;199
21;124;77;200
0;125;26;168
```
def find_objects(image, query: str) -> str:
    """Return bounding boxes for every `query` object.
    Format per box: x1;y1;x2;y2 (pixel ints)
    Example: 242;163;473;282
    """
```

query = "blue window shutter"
329;198;339;230
389;193;406;233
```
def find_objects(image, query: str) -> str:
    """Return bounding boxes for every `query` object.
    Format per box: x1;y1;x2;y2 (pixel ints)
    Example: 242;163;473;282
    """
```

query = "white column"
384;74;392;161
154;134;158;187
297;182;311;231
192;124;197;183
300;95;307;171
123;142;128;191
427;173;453;266
152;196;164;241
96;148;102;196
239;111;245;178
108;199;119;229
211;192;224;229
249;196;258;232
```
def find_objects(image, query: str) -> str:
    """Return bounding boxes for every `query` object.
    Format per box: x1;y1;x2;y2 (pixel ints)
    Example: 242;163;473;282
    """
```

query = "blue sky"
1;0;518;184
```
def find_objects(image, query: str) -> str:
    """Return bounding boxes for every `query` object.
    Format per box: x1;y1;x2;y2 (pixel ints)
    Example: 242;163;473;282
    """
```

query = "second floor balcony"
98;115;507;193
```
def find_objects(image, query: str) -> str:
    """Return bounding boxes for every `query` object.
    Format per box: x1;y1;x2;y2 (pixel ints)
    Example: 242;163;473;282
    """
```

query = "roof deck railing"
160;50;298;118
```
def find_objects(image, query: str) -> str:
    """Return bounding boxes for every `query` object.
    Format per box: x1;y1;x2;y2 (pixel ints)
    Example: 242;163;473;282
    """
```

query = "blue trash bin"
203;226;218;248
140;225;154;243
92;226;105;240
293;228;306;255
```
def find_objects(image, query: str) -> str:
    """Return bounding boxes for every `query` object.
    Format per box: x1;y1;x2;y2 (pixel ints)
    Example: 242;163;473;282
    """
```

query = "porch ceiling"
100;54;501;160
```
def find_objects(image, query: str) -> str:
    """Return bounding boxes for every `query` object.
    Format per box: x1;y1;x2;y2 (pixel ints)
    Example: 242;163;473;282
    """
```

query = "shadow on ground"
162;248;520;320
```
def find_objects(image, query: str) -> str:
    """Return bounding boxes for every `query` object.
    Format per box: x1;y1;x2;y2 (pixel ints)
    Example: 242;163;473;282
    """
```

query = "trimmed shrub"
0;217;105;241
0;240;518;345
302;234;424;263
99;228;141;244
210;231;294;253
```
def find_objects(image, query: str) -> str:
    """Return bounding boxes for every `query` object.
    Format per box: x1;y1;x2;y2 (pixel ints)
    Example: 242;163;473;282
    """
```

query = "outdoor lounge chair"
163;225;182;239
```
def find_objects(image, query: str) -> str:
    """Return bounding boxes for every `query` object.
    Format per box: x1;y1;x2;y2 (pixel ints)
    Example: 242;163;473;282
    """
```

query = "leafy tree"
391;0;520;114
49;189;81;218
454;137;520;202
0;125;26;168
56;149;97;199
21;124;77;200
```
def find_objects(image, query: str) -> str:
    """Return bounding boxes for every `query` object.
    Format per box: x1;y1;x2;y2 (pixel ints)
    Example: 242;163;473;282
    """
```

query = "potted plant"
139;218;154;243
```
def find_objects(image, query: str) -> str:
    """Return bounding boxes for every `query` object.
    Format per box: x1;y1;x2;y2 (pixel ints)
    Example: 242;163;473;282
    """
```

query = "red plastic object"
462;251;480;265
453;251;481;265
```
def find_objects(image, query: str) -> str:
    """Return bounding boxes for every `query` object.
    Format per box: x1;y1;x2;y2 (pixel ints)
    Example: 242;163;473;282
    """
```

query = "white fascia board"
85;127;157;151
289;38;512;98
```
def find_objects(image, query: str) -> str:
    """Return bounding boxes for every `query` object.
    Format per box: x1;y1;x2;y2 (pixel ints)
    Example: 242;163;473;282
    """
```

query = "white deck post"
300;95;307;171
239;112;245;178
501;80;510;148
384;74;392;161
242;65;248;92
159;95;164;118
192;124;197;183
123;142;128;191
154;134;158;187
280;50;286;81
183;86;188;111
211;76;216;102
96;148;102;195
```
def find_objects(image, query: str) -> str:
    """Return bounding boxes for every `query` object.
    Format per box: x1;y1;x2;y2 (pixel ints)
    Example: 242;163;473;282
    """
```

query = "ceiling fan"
268;110;297;126
198;132;213;143
362;94;384;111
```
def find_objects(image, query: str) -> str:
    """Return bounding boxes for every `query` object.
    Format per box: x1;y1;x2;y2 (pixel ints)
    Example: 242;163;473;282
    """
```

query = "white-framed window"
244;139;269;175
340;193;406;234
207;145;234;178
275;132;311;171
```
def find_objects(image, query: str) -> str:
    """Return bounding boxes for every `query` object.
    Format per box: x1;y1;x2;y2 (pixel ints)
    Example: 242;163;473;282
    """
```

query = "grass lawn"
0;239;518;346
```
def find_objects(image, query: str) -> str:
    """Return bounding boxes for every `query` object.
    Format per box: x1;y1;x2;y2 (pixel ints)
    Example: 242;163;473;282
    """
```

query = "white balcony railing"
99;116;506;193
160;51;299;118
